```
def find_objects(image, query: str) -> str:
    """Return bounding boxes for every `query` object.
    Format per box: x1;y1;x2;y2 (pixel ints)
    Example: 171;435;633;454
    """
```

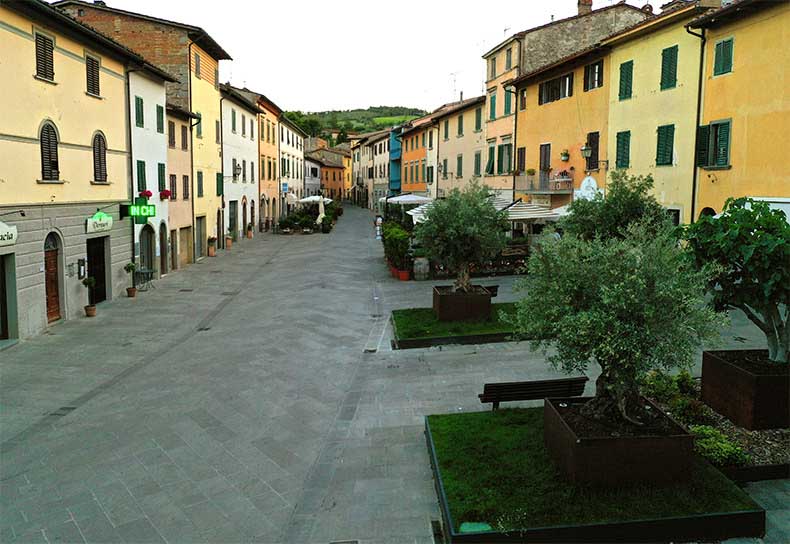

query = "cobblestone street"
0;206;786;544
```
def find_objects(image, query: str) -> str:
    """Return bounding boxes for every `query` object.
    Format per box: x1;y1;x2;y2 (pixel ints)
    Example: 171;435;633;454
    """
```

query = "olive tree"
414;182;509;292
510;222;725;425
685;198;790;363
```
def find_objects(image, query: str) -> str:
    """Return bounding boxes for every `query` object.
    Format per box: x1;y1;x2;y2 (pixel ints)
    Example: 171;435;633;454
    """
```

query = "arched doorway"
241;197;248;237
44;233;61;322
139;225;155;272
159;223;168;275
272;197;277;220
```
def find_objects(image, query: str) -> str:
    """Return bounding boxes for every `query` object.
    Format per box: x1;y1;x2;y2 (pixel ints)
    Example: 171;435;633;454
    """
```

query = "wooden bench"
478;376;588;410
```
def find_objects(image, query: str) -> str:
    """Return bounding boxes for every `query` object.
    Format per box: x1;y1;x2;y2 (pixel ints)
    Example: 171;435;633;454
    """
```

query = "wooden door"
45;248;60;322
86;237;106;304
159;225;168;275
539;143;551;185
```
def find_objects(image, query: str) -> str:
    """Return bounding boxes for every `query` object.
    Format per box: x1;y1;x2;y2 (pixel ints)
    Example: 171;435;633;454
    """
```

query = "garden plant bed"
426;408;765;543
391;303;517;349
433;285;493;321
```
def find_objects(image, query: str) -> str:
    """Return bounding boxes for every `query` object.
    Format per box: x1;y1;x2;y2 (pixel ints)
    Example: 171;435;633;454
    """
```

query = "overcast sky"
101;0;644;113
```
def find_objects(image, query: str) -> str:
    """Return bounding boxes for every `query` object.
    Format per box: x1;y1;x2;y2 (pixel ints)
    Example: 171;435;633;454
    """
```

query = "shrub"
383;223;410;269
669;397;712;426
690;425;750;467
639;371;679;403
298;215;315;229
685;198;790;363
414;181;509;292
675;370;697;397
510;221;724;425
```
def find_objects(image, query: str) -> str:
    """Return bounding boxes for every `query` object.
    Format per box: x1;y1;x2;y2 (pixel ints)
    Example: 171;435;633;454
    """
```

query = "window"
474;151;482;176
489;93;496;120
242;160;247;182
156;105;164;133
427;166;434;183
168;121;176;147
232;109;237;133
504;90;512;115
584;59;604;91
489;56;496;79
242;114;246;137
456;154;463;178
485;144;495;175
519;89;527;111
443;120;449;140
250;119;254;140
474;107;482;131
92;133;107;182
660;45;678;90
616;131;631;169
214;67;219;90
216;173;223;196
656;124;675;166
505;48;512;70
86;55;100;95
442;158;448;179
251;162;254;182
136;160;146;191
585;132;599;170
457;114;464;136
619;60;633;100
497;142;512;174
713;38;733;76
428;131;433;148
35;33;54;81
181;125;188;150
538;73;573;105
421;159;426;181
232;158;238;181
158;163;166;191
516;146;526;174
197;171;203;197
194;52;201;78
135;96;144;127
215;120;220;144
696;120;731;168
169;174;177;200
195;112;202;138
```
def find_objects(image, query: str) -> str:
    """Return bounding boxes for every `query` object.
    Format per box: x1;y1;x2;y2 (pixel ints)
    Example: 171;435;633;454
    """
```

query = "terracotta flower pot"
126;287;137;298
208;245;216;257
84;305;97;317
398;269;410;281
225;237;232;250
246;230;253;239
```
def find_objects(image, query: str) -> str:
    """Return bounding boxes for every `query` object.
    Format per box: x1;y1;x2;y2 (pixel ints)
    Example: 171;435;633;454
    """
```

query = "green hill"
284;106;426;142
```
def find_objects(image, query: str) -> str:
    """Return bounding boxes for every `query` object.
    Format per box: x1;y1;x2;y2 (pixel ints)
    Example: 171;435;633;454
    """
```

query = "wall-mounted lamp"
0;209;25;218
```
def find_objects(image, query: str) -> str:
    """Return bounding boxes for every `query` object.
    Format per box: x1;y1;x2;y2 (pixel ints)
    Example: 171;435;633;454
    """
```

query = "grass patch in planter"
427;408;760;535
392;303;516;341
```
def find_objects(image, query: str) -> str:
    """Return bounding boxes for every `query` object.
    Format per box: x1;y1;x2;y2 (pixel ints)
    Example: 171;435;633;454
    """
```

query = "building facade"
370;133;390;203
279;118;306;215
0;1;167;341
166;105;195;271
690;0;790;219
389;127;403;195
434;96;486;198
400;120;432;196
304;156;322;196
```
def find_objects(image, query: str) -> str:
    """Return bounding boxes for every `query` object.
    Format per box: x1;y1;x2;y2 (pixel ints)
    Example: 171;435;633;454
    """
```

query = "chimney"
642;3;654;15
578;0;593;15
460;91;464;102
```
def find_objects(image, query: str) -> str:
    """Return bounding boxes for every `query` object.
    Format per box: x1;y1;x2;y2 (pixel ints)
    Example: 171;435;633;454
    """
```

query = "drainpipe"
686;24;706;224
125;67;138;288
219;93;226;247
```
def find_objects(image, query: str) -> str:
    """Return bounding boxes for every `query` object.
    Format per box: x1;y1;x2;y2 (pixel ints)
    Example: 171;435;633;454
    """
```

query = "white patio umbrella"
378;194;432;205
298;195;332;204
317;197;326;225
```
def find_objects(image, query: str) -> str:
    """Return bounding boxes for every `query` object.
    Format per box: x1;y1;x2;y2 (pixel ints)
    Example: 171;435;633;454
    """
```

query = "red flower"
139;190;153;198
159;189;172;199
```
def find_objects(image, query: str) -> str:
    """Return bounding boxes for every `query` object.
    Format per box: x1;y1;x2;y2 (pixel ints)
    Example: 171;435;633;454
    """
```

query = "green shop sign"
120;198;156;224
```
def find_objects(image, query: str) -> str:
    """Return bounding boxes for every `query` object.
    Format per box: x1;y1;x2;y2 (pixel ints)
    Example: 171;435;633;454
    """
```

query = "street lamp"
580;143;592;159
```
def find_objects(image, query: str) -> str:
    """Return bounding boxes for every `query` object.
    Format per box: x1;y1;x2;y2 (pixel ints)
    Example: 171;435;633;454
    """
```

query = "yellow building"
689;0;790;218
0;0;171;340
511;48;611;208
603;3;706;224
55;0;232;256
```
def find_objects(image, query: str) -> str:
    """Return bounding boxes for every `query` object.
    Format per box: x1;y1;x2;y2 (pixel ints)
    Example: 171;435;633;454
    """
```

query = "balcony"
515;172;574;194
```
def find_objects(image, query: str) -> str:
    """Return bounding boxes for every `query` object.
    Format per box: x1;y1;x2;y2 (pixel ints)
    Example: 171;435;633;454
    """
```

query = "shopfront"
0;220;19;343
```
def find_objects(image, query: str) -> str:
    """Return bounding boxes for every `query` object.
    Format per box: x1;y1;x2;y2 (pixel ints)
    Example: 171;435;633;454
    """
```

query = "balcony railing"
515;172;574;193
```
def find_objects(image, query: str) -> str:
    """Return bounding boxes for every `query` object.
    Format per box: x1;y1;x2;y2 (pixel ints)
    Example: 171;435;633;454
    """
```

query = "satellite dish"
576;176;602;201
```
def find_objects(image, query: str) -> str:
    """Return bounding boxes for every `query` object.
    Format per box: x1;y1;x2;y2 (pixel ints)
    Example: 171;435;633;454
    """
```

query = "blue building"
388;126;403;195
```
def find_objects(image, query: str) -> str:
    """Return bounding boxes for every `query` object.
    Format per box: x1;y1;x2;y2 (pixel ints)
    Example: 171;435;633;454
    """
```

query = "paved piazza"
1;206;786;543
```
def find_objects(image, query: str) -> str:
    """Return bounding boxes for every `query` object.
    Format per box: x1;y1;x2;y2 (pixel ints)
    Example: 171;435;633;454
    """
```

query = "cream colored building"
433;96;486;197
0;1;171;341
167;105;196;269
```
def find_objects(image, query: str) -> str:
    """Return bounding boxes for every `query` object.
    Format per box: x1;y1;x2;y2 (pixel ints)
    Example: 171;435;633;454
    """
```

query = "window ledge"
34;75;57;85
85;91;103;100
37;179;65;184
655;163;674;168
90;180;111;185
701;165;732;171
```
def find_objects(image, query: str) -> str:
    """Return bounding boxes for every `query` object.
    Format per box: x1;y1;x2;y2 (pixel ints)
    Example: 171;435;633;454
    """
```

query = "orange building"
400;117;434;194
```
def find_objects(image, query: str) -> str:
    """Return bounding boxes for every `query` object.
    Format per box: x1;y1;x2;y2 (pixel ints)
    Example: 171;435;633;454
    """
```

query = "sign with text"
0;220;17;247
282;183;288;194
86;211;113;234
120;198;156;225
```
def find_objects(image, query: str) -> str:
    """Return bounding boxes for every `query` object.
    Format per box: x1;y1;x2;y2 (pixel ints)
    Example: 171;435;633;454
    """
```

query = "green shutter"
485;146;494;174
457;155;463;177
197;171;203;197
714;39;733;76
232;109;236;132
475;107;482;131
696;125;710;167
656;124;675;165
660;45;678;90
158;163;166;191
136;160;146;191
474;151;481;176
619;61;633;100
496;145;504;174
616;131;630;169
715;121;730;167
156;105;164;133
196;112;202;138
135;96;144;127
504;91;512;115
216;172;223;196
489;94;496;120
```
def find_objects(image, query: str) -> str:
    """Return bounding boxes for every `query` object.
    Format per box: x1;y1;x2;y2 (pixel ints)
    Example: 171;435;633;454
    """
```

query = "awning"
407;198;568;224
299;195;332;204
379;194;432;205
286;193;299;204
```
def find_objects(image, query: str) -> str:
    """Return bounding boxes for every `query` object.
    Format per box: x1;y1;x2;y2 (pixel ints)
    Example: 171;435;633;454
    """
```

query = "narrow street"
0;206;784;544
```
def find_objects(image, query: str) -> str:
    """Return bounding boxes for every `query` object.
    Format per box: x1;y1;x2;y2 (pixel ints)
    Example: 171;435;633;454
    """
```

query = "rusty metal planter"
432;286;492;321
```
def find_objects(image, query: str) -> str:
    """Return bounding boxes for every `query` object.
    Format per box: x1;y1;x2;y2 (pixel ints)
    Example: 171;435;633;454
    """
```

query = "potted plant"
123;262;137;297
246;223;254;239
510;220;724;486
225;228;233;249
320;216;332;233
207;236;217;257
159;189;171;201
139;189;153;199
82;277;97;317
415;182;509;321
299;215;314;234
560;149;570;161
685;198;790;430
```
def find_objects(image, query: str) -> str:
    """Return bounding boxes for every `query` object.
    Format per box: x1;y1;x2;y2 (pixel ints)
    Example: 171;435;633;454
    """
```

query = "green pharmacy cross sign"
120;197;156;224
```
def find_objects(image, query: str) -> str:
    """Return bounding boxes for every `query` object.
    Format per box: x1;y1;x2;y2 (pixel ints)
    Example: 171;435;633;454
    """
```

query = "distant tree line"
283;106;427;143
